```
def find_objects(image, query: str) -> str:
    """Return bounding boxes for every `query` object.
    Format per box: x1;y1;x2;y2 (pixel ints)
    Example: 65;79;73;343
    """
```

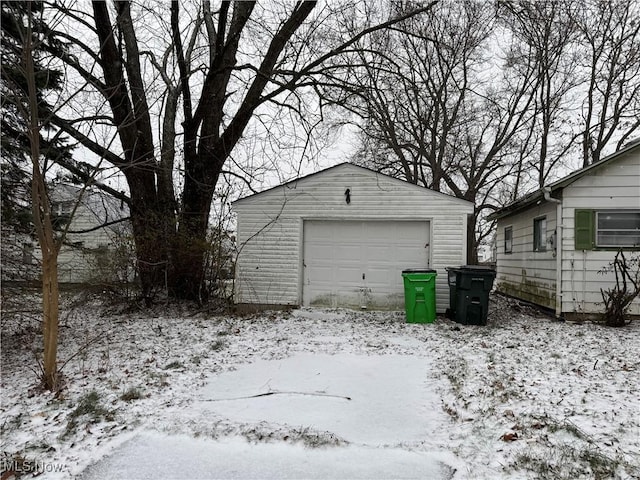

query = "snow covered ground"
1;290;639;479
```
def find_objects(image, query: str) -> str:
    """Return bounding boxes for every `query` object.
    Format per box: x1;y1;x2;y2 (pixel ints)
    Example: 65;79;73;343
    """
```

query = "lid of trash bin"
459;265;496;272
402;269;437;274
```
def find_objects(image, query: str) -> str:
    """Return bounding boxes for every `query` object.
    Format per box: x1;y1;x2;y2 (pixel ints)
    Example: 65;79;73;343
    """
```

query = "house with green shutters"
488;139;640;320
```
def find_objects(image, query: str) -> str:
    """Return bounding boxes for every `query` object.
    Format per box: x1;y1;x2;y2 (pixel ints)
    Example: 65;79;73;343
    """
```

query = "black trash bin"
446;266;496;325
445;267;458;320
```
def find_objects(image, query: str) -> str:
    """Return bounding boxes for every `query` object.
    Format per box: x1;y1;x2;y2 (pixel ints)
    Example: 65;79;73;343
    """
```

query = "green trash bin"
401;269;437;323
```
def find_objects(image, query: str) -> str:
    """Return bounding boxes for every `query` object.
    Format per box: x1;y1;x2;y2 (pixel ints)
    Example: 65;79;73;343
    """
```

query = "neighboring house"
488;140;640;320
0;226;41;283
51;184;132;284
2;184;133;285
233;163;474;311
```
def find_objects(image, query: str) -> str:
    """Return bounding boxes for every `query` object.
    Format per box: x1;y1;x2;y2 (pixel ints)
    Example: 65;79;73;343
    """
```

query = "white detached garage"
233;163;474;312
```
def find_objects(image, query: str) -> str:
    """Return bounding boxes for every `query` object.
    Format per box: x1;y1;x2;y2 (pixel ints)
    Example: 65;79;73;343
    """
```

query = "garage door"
302;220;430;308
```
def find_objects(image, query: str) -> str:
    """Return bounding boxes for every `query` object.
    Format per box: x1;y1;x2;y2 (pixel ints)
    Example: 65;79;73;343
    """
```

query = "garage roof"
233;162;474;207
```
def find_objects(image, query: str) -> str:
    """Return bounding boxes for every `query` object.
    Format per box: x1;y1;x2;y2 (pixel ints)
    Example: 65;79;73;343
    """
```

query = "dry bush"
599;250;640;327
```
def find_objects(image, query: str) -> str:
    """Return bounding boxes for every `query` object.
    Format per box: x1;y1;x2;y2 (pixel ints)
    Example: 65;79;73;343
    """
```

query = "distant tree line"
330;0;639;261
2;0;638;299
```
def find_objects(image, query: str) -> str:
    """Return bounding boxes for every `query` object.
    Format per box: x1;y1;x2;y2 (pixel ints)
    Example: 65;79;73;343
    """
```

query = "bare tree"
2;2;66;390
573;0;640;166
599;250;640;327
497;0;639;177
331;0;639;262
43;0;436;302
337;0;494;192
2;2;114;390
331;0;539;263
497;0;580;188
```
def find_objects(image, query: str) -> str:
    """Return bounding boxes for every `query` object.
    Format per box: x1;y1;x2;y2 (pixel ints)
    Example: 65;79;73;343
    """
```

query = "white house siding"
559;149;640;317
31;188;131;284
0;228;40;282
234;165;473;312
56;206;124;283
494;200;558;309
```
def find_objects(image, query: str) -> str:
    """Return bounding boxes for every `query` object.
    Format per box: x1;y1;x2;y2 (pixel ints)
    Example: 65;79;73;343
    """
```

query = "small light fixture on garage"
344;188;351;204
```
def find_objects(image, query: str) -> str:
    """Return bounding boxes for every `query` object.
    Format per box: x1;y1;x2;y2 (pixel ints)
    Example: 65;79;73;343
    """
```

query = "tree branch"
66;216;131;234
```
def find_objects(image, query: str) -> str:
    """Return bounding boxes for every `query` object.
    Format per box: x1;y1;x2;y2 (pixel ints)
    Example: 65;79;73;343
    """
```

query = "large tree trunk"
124;170;170;303
128;206;167;302
168;153;221;301
93;2;170;301
169;226;209;302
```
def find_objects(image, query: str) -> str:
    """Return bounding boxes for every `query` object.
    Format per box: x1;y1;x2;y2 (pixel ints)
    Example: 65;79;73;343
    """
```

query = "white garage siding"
233;164;473;312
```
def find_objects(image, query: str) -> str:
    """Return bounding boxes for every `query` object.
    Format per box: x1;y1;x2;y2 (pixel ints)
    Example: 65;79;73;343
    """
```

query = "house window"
596;211;640;247
504;226;513;254
576;209;640;249
52;200;74;230
533;217;546;252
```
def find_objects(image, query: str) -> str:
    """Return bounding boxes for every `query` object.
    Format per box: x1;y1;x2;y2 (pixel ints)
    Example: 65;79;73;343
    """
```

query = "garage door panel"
337;244;362;258
307;266;333;283
366;245;393;258
303;220;430;308
335;223;361;238
396;248;427;262
366;267;396;283
308;245;334;260
337;266;362;280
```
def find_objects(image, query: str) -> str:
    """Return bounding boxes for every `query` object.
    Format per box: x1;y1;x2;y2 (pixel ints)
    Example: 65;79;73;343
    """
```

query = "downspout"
543;187;563;319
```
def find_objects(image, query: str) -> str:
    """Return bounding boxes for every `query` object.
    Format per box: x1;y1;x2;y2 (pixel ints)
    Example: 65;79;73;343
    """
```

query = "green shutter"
575;209;595;250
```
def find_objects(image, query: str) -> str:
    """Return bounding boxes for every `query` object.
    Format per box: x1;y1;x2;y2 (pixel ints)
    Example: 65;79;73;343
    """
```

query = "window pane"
597;232;640;247
595;211;640;247
504;227;512;253
598;212;640;230
534;217;546;251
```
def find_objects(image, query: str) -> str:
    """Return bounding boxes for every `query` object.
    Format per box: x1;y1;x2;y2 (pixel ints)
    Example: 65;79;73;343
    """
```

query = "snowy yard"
1;290;639;479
